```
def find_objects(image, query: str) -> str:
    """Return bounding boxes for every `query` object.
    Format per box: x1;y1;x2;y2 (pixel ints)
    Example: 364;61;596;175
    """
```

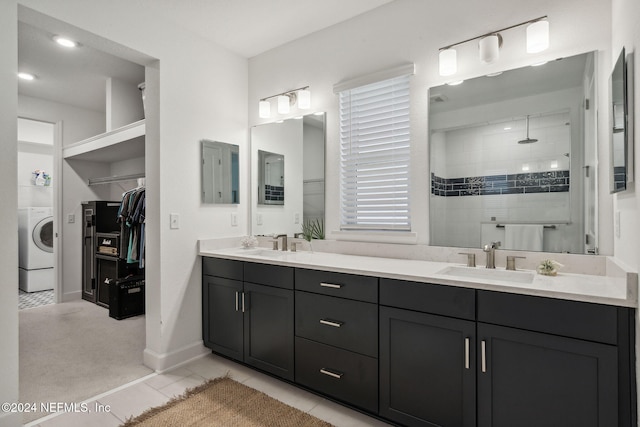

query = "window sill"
331;230;418;245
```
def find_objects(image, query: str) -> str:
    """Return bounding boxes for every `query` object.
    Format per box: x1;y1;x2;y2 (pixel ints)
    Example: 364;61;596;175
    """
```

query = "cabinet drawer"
295;268;377;303
380;278;476;320
295;291;377;357
244;262;293;289
477;290;618;344
295;337;378;413
202;257;243;280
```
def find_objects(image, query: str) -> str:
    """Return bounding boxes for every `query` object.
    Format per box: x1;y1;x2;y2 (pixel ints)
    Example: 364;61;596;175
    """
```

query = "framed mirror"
610;47;634;193
429;51;597;254
201;140;239;204
251;113;325;236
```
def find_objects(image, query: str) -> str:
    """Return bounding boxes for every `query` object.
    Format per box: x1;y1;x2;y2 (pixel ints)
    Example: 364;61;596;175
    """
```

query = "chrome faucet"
483;241;501;269
274;234;288;251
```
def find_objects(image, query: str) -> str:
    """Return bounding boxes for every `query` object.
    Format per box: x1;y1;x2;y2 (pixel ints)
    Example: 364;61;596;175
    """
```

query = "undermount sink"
240;248;289;258
437;265;535;284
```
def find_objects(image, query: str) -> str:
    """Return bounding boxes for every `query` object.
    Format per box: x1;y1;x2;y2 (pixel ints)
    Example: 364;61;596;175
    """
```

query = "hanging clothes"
117;186;145;268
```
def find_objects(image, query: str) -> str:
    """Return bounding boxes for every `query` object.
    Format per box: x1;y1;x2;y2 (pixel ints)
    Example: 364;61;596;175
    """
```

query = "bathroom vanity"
200;248;636;427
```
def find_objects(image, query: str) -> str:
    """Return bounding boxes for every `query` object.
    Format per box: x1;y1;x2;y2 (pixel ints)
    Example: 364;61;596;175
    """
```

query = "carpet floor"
122;376;334;427
19;299;152;424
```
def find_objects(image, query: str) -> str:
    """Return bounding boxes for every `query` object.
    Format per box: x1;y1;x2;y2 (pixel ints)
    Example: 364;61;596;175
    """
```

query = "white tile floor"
28;353;393;427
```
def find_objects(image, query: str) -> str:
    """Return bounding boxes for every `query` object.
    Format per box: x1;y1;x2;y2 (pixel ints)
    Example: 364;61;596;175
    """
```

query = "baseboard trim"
0;410;22;427
143;341;209;373
61;291;81;302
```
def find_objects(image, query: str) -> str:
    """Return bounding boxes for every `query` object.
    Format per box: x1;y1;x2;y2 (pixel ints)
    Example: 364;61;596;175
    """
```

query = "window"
338;71;412;231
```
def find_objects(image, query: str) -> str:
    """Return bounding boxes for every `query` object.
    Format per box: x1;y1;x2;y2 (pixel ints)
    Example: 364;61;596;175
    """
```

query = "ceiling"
17;1;393;113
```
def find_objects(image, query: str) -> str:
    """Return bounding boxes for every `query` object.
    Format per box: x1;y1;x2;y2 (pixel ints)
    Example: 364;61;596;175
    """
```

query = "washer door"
33;216;54;253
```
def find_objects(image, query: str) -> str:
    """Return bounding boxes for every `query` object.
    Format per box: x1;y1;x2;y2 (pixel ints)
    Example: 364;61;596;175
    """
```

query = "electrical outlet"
67;214;75;224
231;212;238;226
257;213;263;225
294;212;300;224
170;213;180;229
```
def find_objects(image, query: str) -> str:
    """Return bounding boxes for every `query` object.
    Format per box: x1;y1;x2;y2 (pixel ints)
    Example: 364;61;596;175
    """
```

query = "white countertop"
199;246;638;308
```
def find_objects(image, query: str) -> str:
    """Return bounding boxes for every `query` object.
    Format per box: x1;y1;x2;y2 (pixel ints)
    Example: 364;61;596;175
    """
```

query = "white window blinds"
338;73;411;231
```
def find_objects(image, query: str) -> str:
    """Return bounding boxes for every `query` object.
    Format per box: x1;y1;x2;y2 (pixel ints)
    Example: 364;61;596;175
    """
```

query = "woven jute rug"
121;376;333;427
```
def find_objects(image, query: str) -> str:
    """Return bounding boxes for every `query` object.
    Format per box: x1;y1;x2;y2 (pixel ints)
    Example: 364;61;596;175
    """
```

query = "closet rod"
88;173;145;186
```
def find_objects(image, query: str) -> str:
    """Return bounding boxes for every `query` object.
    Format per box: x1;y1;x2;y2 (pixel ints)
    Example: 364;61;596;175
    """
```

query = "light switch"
257;213;263;225
294;212;300;224
68;214;75;224
231;212;238;226
170;213;180;229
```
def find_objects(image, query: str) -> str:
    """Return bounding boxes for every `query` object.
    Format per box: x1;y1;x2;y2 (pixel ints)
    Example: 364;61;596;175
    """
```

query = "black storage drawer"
477;290;618;345
244;262;293;289
380;278;476;321
295;291;378;358
203;257;243;281
295;268;378;303
295;337;378;413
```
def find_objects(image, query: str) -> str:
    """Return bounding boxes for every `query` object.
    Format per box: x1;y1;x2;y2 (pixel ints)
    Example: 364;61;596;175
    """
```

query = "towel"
504;224;544;251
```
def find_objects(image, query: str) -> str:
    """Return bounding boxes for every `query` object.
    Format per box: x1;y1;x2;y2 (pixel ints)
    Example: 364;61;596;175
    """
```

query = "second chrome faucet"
482;241;501;269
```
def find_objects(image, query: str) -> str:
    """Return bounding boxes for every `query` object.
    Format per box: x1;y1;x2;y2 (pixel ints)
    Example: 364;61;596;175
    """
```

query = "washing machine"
18;207;54;292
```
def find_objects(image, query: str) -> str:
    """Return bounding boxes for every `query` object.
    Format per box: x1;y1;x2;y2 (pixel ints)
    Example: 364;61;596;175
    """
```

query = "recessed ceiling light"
18;72;35;81
531;61;548;67
313;111;324;116
447;80;464;86
503;126;512;130
486;71;503;77
53;36;79;48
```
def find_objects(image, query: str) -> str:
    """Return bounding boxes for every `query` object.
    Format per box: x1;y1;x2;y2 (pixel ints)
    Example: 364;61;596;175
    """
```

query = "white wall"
16;0;249;371
0;3;20;426
248;0;612;248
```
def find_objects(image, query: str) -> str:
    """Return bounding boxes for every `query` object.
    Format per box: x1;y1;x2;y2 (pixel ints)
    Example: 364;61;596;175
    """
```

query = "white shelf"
63;120;145;162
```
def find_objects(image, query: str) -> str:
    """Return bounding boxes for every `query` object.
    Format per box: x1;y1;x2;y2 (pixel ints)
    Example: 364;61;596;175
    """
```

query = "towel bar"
496;224;556;229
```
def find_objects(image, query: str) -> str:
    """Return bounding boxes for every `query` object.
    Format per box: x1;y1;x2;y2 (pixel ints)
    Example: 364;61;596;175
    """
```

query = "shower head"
517;115;538;144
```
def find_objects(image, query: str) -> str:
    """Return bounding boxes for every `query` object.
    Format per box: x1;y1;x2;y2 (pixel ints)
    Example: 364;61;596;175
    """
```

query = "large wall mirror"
429;51;598;254
251;113;325;236
201;140;240;204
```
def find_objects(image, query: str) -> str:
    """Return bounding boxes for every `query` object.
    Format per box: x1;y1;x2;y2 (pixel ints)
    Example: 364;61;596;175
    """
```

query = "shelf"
63;120;145;162
88;173;145;186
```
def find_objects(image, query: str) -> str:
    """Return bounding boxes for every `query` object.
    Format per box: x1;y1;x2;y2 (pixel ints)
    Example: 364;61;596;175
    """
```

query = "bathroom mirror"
201;140;240;204
251;113;326;236
609;47;633;193
258;150;285;205
429;51;597;254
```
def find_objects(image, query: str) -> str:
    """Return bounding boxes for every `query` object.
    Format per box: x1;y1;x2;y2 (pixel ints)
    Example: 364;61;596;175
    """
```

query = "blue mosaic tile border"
265;185;285;201
431;170;570;197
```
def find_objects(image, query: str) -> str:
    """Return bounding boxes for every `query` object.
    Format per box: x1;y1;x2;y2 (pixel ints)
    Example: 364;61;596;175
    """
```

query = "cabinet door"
243;282;294;381
202;275;243;361
477;323;618;427
380;306;476;427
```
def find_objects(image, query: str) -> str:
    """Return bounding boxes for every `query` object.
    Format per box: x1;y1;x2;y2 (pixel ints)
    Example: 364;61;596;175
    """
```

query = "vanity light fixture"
258;86;310;118
438;16;548;76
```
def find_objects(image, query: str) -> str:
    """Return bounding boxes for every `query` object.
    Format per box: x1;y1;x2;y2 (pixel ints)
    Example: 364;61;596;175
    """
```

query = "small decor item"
301;218;324;241
240;235;258;249
32;169;51;187
537;259;563;276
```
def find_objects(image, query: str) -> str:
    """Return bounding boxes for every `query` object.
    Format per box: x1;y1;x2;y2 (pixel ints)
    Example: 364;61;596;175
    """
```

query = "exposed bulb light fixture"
258;86;310;119
53;36;79;48
18;72;35;81
526;20;549;53
438;15;549;77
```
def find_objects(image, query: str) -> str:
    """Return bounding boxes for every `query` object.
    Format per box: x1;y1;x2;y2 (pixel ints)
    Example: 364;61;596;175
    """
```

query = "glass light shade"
527;20;549;53
479;35;500;63
277;95;290;114
259;100;271;118
439;49;457;76
298;89;311;109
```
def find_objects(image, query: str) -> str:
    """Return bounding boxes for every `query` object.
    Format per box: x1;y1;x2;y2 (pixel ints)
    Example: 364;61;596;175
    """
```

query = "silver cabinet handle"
481;340;487;373
465;337;470;370
235;291;239;312
320;368;343;379
320;282;342;289
241;292;246;313
319;319;344;328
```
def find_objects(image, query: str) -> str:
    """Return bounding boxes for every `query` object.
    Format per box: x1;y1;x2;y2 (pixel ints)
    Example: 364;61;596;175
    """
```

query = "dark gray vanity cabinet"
379;278;477;427
476;290;625;427
202;258;294;381
294;268;379;413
